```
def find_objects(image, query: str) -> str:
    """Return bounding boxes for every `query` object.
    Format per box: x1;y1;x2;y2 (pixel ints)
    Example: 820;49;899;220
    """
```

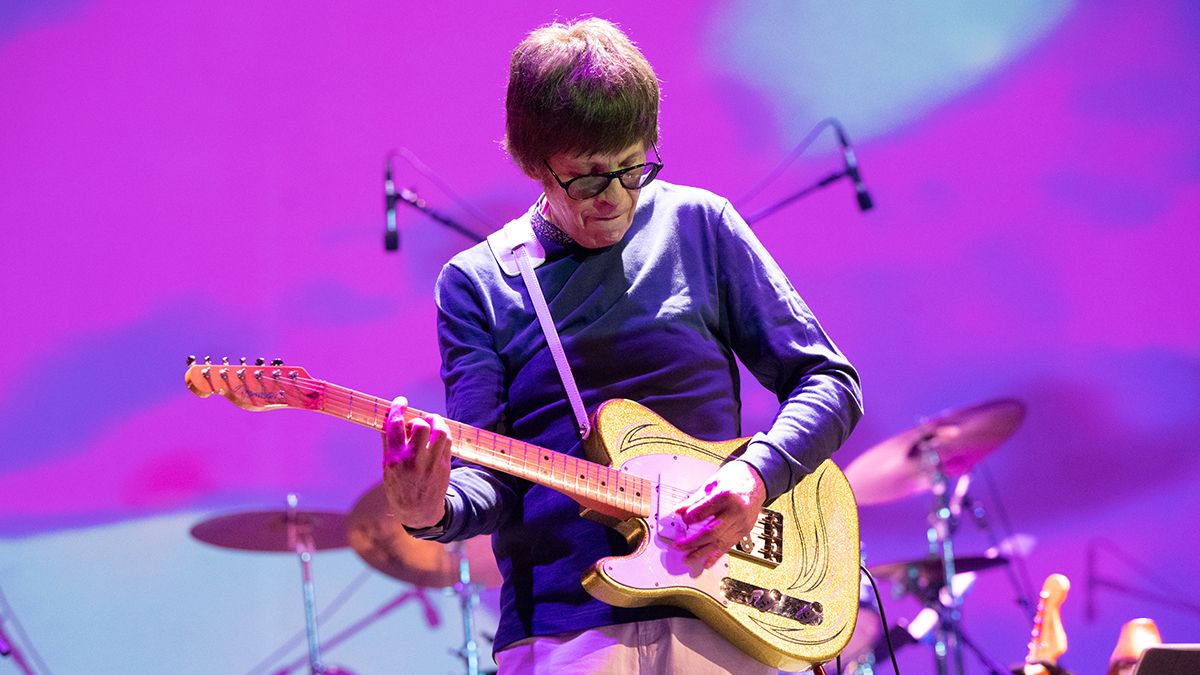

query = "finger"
427;415;451;448
384;396;410;449
679;491;732;525
428;415;453;462
403;417;431;463
673;480;716;516
685;542;726;567
673;515;717;549
388;396;409;421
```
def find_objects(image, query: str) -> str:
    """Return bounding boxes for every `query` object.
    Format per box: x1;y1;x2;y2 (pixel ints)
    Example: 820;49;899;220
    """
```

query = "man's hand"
672;460;767;569
382;396;452;529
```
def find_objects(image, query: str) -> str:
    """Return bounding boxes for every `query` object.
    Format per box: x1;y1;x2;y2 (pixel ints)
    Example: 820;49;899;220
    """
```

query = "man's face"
540;141;649;249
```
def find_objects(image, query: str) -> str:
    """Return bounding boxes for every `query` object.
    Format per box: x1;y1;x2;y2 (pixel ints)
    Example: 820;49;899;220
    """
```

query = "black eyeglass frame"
543;144;664;201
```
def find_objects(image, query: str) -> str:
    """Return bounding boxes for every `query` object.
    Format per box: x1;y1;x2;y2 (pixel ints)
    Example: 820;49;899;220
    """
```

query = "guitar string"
205;369;777;542
281;374;699;501
203;370;713;505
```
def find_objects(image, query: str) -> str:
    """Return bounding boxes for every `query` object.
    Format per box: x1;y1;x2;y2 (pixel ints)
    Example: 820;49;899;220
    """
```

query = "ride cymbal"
845;398;1026;505
191;510;350;552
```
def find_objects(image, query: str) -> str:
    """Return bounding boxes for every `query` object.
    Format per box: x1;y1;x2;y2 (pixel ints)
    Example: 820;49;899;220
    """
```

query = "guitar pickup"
721;578;823;625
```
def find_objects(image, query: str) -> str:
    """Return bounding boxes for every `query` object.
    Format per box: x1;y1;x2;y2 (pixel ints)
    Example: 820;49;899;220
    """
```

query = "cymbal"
347;483;502;588
191;510;350;552
845;398;1026;505
869;555;1008;587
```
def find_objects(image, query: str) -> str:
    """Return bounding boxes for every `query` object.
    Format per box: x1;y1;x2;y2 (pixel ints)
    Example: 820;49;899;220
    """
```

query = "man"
383;17;862;674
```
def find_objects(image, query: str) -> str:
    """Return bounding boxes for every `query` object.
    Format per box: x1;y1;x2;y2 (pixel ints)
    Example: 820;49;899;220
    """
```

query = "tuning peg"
271;358;284;366
204;355;212;365
256;357;266;366
221;356;229;365
240;357;247;365
187;355;196;366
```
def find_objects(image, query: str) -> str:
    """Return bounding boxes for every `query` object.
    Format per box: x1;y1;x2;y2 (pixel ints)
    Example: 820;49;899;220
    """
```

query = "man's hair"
503;17;660;178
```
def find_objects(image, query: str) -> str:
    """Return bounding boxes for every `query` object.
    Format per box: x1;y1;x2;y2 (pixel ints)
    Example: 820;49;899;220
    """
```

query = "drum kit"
191;486;501;675
841;397;1030;675
190;397;1028;675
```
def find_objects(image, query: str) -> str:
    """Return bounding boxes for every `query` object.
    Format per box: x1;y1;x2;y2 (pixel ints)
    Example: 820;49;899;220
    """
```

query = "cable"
736;117;839;205
861;564;902;675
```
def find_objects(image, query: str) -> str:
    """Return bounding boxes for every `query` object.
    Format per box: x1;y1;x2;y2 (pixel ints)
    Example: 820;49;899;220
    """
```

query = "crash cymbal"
347;483;502;588
845;398;1026;505
191;510;350;552
869;555;1009;587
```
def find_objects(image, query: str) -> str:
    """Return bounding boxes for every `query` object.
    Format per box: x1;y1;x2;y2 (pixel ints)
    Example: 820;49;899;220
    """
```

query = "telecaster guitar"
184;357;860;670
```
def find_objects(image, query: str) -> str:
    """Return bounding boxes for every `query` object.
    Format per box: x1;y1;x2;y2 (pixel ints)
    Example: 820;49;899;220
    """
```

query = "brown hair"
503;17;660;178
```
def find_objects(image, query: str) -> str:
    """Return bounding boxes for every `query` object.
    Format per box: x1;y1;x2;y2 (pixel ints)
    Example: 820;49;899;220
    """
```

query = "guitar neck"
314;380;651;518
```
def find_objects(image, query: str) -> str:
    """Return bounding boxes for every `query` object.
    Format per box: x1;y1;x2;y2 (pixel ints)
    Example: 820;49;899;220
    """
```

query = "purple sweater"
417;181;862;652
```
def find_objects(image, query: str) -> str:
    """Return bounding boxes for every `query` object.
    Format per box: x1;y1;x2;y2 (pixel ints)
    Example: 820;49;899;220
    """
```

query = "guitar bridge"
732;508;784;566
722;577;823;625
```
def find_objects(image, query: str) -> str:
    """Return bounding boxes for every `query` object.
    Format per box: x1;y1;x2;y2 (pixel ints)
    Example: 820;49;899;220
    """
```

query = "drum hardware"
846;398;1028;675
191;494;355;675
0;584;41;675
346;483;500;675
269;586;438;675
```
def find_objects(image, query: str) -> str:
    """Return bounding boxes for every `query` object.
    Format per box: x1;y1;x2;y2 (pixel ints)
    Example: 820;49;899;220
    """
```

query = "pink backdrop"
2;1;1197;672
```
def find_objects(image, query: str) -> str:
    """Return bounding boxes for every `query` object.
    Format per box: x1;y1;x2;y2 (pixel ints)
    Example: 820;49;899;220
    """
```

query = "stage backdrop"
2;1;1197;673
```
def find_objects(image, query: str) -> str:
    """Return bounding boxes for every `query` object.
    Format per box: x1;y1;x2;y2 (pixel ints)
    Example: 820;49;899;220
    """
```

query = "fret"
314;380;645;517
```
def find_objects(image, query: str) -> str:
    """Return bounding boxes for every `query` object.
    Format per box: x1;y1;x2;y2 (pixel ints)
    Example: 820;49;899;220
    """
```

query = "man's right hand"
382;396;453;529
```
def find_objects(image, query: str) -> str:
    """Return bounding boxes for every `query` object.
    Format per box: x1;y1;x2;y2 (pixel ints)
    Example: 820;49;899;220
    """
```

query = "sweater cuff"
401;492;455;541
736;433;811;504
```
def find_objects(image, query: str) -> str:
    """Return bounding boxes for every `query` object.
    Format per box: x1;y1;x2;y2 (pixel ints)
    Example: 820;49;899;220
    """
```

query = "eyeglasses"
544;145;664;200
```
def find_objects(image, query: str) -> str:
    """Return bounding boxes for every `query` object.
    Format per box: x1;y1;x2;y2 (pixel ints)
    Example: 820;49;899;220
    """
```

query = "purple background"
1;1;1197;672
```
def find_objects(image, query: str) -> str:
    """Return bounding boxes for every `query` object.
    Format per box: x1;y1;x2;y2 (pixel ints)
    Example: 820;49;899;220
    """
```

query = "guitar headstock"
1026;573;1071;669
1039;573;1070;607
184;355;324;413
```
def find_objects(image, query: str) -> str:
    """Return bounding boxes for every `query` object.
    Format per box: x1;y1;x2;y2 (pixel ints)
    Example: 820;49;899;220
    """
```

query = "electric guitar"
1024;573;1071;675
184;358;860;670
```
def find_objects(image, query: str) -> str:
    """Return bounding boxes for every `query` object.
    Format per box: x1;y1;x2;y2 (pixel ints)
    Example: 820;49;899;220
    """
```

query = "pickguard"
598;454;730;603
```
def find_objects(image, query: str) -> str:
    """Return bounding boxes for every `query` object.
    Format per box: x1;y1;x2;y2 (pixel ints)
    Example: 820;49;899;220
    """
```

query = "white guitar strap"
487;214;592;439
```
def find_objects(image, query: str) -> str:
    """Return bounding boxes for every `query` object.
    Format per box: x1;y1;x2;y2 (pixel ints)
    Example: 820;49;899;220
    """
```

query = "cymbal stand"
918;435;965;675
960;484;1036;620
272;587;435;674
286;493;331;675
449;541;483;675
0;615;36;675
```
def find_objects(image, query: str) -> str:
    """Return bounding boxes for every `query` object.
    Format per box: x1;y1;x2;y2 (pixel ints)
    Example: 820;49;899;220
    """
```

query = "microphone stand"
1086;539;1200;620
1090;578;1200;617
397;189;484;244
743;169;850;225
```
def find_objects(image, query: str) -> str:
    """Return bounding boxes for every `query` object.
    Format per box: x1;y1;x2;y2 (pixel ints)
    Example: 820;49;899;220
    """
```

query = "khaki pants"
495;617;777;674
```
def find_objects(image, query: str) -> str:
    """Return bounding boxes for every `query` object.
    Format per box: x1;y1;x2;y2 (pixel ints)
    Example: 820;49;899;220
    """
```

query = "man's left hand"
672;460;767;569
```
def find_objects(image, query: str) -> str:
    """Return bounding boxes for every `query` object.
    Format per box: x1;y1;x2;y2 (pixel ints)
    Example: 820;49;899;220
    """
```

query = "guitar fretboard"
315;380;652;518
